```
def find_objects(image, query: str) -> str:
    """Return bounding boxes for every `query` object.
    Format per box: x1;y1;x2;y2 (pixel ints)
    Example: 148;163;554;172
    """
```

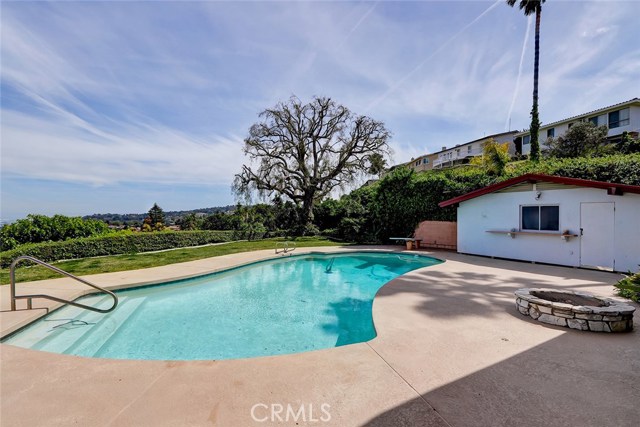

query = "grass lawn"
1;237;349;284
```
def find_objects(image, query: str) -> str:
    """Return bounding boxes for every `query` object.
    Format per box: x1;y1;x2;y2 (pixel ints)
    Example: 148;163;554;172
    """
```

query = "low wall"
414;221;457;250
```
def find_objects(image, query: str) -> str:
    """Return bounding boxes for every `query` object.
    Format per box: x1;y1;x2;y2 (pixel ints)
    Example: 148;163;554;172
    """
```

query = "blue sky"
1;0;638;221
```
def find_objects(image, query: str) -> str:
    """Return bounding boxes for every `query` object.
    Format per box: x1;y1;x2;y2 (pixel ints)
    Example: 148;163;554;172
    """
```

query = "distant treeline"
83;205;236;226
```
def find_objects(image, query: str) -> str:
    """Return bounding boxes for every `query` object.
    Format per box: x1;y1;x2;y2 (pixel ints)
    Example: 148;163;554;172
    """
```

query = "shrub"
469;139;511;175
545;122;611;158
1;214;111;250
313;199;342;231
618;132;640;154
508;153;640;185
238;221;267;241
336;185;378;243
614;271;640;302
314;154;640;244
0;230;249;268
371;166;496;241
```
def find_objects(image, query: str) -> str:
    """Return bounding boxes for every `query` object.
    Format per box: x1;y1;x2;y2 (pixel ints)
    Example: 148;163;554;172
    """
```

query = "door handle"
580;228;583;236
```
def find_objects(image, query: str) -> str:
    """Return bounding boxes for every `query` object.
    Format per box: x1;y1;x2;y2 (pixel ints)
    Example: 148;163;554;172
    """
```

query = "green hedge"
509;153;640;185
334;154;640;243
0;230;248;268
372;167;496;240
1;214;112;250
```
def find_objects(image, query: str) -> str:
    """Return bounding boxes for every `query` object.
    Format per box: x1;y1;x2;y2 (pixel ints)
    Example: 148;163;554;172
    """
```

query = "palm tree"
507;0;545;162
470;139;511;175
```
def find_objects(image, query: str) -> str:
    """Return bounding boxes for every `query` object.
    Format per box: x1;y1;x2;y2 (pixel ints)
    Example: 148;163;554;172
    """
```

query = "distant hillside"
83;205;236;225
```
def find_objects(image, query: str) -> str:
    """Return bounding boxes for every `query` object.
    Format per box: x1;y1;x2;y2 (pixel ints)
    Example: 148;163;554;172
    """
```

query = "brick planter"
515;288;635;332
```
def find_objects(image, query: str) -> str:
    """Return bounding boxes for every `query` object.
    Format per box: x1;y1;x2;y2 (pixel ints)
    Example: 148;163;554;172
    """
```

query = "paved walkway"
1;247;638;426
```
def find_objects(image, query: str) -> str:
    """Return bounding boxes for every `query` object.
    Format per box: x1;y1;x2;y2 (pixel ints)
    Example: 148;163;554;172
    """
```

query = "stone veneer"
515;288;635;332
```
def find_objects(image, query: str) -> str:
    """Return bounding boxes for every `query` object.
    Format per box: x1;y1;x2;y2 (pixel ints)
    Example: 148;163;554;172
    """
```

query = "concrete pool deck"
1;246;638;426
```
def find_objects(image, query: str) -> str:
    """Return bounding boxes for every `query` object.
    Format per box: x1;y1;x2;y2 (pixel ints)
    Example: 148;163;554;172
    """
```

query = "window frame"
520;204;560;232
609;108;630;129
547;128;555;138
522;135;531;145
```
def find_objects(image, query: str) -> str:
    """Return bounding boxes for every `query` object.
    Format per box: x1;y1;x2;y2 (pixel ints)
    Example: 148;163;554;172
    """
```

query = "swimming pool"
3;252;442;360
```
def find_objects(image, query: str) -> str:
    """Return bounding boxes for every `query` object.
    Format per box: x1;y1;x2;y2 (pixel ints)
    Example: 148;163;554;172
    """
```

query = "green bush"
315;154;640;244
313;199;343;231
1;214;111;250
335;185;378;243
509;153;640;185
614;271;640;302
371;166;496;241
0;230;249;268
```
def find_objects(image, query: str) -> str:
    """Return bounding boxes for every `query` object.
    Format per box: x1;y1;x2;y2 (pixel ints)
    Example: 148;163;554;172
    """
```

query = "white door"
580;202;615;270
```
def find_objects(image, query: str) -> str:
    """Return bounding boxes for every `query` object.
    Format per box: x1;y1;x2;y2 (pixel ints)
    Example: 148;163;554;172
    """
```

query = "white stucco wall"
456;187;640;272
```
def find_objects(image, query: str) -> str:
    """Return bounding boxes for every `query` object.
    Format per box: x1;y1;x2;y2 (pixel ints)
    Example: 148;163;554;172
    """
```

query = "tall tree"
507;0;545;162
147;203;166;227
546;122;611;158
177;213;202;230
367;152;387;177
234;96;391;232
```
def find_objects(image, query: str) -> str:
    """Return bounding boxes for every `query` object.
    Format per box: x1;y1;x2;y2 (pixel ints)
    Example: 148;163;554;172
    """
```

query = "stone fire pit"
515;288;635;332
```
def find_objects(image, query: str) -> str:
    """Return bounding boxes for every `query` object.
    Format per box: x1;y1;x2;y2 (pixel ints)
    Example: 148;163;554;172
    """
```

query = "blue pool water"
4;252;441;360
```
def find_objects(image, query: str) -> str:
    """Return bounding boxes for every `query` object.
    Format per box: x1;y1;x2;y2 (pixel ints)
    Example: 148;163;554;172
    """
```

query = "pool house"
439;174;640;272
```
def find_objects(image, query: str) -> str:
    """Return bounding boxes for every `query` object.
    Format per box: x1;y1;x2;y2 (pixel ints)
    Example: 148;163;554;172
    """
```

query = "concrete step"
8;295;107;352
63;296;147;356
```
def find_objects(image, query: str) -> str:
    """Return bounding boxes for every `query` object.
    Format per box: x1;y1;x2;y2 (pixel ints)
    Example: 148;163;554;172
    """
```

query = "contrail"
505;15;532;131
336;1;379;51
285;1;378;89
365;0;503;113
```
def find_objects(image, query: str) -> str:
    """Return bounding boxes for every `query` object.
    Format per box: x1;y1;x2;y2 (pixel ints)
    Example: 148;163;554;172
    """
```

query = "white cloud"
582;25;616;38
1;111;244;186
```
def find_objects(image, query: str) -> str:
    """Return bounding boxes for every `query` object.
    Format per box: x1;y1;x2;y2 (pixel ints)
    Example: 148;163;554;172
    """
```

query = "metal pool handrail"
275;241;297;254
9;255;118;313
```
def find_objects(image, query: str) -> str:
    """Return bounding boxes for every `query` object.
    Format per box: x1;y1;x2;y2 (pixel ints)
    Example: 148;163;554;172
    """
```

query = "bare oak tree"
233;96;391;231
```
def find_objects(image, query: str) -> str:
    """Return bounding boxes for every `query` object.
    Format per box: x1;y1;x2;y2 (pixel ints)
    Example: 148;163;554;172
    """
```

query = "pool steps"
66;297;146;356
9;296;146;357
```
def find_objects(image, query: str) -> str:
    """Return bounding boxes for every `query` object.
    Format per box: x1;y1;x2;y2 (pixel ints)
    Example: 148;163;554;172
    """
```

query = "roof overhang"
438;174;640;208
